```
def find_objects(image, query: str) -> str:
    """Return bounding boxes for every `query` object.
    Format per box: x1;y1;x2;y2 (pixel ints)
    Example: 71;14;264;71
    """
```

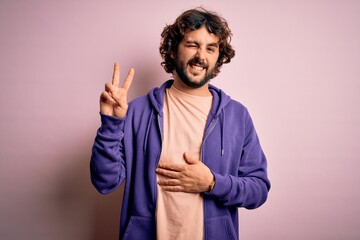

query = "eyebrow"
208;42;219;48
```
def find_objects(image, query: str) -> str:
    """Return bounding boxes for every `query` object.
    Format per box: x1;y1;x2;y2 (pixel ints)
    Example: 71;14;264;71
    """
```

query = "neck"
172;76;212;97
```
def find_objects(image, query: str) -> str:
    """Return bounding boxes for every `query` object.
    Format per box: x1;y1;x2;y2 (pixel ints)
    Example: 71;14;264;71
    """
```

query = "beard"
174;56;216;88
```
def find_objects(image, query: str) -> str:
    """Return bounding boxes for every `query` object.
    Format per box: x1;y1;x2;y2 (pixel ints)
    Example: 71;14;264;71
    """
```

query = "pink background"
1;0;359;239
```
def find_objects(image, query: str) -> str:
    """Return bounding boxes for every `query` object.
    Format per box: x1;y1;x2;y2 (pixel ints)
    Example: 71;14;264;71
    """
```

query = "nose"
196;48;206;62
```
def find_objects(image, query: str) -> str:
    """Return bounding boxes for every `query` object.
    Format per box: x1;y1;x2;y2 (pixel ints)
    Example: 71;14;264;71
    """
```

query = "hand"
100;63;135;118
156;152;214;193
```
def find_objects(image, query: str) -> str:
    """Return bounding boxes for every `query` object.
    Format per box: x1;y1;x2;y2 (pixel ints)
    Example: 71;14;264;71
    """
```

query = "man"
90;8;270;240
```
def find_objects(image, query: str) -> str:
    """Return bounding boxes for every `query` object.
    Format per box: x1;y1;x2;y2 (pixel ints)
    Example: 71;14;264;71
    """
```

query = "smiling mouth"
190;63;205;71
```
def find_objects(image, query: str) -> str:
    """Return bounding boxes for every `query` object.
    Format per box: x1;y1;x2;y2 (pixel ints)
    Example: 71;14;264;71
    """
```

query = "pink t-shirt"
156;86;213;240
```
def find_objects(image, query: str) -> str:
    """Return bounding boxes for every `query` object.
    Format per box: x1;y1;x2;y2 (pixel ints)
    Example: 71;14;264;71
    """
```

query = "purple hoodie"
90;80;270;239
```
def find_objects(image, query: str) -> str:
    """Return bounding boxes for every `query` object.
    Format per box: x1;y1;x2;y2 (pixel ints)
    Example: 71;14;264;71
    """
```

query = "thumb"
183;152;199;164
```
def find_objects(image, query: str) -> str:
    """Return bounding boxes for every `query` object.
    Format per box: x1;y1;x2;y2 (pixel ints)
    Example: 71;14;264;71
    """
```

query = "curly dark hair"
159;8;235;78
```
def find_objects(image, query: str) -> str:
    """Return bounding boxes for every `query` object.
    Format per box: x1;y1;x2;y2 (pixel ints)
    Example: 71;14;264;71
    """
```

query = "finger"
121;68;135;91
105;82;113;91
157;162;183;172
100;91;115;103
112;62;120;86
183;152;199;164
156;168;179;178
104;82;116;98
160;186;183;192
105;81;120;92
158;179;180;186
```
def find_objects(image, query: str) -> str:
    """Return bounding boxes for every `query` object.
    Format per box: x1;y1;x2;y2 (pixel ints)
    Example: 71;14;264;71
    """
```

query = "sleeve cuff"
98;113;125;135
205;172;232;199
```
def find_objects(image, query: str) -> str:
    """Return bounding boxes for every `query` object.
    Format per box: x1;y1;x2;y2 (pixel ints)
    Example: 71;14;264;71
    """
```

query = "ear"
170;51;176;59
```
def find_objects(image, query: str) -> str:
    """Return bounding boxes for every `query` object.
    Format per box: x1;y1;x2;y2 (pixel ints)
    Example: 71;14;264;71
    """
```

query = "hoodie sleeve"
204;111;270;209
90;113;126;194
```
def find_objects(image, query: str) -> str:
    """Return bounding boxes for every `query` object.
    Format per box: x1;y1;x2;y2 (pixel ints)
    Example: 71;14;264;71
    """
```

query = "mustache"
188;57;208;69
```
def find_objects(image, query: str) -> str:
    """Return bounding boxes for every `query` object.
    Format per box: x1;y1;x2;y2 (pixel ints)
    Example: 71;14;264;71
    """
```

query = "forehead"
182;25;220;44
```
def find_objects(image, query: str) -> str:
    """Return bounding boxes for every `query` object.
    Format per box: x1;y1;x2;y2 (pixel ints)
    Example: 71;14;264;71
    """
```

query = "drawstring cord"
220;109;225;156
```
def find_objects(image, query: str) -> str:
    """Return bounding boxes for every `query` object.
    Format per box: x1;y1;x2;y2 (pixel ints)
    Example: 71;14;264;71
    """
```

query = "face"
173;25;220;88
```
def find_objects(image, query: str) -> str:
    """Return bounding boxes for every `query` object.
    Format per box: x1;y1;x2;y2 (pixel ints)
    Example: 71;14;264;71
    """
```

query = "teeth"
191;65;204;71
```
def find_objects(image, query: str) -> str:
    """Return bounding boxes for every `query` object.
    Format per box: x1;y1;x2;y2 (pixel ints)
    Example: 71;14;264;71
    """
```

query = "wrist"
207;174;215;192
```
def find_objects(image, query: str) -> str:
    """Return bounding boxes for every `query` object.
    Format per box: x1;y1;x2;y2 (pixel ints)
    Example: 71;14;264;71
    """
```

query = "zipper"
157;113;163;142
153;113;163;213
202;117;218;146
201;116;219;240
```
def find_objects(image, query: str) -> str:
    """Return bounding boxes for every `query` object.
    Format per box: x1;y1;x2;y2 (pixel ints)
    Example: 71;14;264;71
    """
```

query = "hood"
148;79;231;116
